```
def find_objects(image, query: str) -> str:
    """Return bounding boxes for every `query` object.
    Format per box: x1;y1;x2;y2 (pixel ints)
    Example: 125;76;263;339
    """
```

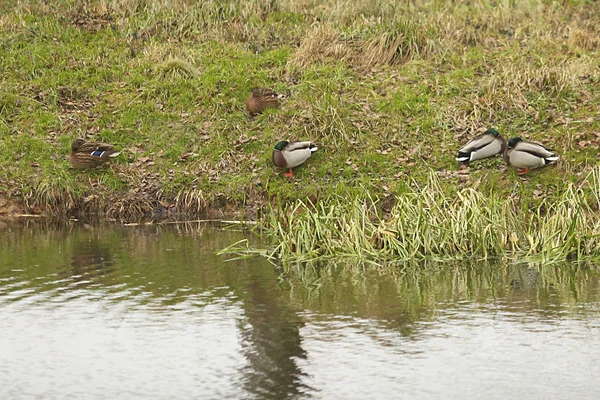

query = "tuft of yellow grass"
106;194;156;220
567;27;599;51
173;188;207;214
287;24;353;70
359;19;437;68
156;58;201;79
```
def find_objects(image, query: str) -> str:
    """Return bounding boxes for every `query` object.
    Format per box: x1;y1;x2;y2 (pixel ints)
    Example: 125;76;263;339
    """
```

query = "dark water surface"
1;220;599;399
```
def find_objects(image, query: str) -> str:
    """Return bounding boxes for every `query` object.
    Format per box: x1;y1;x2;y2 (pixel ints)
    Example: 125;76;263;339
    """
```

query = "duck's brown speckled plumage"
246;88;281;116
70;138;121;169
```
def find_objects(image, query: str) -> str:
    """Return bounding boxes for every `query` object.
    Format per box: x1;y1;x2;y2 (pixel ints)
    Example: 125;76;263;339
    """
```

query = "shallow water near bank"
1;220;599;400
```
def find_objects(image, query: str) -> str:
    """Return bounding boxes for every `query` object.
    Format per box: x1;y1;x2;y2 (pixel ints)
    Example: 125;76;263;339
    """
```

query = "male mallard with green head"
272;140;318;178
246;88;282;116
70;138;121;169
503;137;559;175
456;128;504;165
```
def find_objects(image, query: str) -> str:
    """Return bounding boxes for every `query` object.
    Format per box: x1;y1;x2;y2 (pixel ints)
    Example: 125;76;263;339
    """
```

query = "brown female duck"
70;138;121;169
246;88;282;116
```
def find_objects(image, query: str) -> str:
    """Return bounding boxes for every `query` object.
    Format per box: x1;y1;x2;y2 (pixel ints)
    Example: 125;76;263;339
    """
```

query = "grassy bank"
1;0;599;259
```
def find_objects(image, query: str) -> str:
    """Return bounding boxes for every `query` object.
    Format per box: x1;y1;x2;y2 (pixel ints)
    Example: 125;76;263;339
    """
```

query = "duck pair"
456;128;559;174
246;89;318;177
70;138;318;178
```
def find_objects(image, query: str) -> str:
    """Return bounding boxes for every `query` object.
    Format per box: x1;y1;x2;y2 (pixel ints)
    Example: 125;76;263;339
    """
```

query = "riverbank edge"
4;167;600;265
0;189;263;221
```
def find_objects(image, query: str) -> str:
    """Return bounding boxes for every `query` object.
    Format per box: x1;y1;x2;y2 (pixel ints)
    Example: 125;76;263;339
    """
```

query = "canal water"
1;219;599;399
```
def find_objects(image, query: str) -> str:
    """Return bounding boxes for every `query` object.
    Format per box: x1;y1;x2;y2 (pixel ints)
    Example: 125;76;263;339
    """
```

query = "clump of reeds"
172;188;207;214
25;185;77;215
106;193;157;220
21;169;82;215
262;169;600;264
288;18;437;71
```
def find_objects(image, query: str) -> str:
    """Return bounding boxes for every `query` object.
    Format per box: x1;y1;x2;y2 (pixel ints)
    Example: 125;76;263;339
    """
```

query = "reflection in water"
239;266;310;399
283;261;600;329
70;239;115;281
0;219;599;399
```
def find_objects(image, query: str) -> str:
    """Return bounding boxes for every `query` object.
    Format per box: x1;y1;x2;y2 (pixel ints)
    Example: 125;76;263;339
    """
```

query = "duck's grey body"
506;138;558;171
272;141;318;177
456;129;503;165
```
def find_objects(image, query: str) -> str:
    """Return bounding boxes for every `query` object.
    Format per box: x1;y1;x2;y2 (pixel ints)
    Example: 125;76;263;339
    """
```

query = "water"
1;220;600;399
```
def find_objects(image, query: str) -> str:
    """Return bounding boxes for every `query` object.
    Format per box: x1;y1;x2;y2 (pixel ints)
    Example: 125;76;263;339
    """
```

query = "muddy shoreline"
0;191;266;221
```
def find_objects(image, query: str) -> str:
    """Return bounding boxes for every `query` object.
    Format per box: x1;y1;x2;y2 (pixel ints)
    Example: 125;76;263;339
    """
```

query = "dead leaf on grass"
408;143;422;157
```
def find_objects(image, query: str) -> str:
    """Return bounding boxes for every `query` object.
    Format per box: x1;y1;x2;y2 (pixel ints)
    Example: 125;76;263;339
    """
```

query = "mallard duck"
456;128;504;165
70;138;121;169
503;137;559;175
246;88;282;116
272;141;318;178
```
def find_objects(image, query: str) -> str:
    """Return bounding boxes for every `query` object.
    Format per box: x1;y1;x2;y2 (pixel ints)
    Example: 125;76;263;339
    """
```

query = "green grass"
0;0;599;259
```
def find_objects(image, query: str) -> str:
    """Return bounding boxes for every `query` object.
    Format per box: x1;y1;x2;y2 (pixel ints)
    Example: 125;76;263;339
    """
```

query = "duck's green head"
508;137;523;148
484;128;500;137
274;141;289;151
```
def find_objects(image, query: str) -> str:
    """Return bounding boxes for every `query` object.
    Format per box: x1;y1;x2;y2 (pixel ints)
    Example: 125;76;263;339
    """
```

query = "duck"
246;88;282;116
70;138;121;169
456;128;504;165
503;137;559;175
272;141;318;178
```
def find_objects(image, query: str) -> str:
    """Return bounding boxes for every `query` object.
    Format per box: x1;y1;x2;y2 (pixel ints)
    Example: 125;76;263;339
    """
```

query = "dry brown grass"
502;59;592;94
567;27;600;51
359;19;439;68
288;17;438;72
172;188;207;214
24;187;78;215
287;24;353;70
445;52;597;131
106;193;157;220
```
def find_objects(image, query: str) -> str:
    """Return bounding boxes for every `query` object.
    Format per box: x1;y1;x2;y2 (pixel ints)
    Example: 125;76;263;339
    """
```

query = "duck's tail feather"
456;152;470;163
